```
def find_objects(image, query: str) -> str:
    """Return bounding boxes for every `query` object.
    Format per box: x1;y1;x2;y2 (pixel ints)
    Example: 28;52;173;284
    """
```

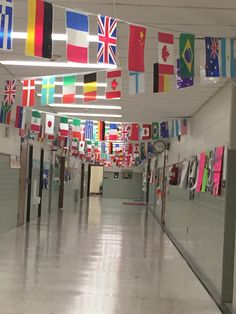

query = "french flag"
109;123;118;140
66;10;89;63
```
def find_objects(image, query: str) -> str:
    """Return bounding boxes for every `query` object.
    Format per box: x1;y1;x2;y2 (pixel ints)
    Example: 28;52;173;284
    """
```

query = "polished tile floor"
0;196;221;314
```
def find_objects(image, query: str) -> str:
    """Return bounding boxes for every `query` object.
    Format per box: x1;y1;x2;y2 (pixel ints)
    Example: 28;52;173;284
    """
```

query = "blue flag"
160;122;169;138
0;0;13;50
84;120;94;140
205;37;220;77
41;77;55;105
177;59;193;89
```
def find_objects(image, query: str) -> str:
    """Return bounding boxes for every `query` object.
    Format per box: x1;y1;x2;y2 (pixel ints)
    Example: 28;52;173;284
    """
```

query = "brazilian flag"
152;122;159;140
179;34;195;78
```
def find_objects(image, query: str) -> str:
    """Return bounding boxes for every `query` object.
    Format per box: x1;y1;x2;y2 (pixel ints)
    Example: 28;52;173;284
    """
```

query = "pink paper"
213;146;224;196
196;152;206;192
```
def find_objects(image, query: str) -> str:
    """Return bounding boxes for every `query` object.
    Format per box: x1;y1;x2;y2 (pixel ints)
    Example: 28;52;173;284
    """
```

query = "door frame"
26;145;33;223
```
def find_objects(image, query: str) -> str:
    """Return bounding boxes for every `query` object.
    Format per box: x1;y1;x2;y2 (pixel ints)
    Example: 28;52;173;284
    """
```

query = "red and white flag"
106;70;122;99
158;32;174;75
22;80;35;107
140;124;151;140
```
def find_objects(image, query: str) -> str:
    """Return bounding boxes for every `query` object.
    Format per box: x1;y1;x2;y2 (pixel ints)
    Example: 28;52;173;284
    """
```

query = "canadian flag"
158;32;174;75
106;70;122;99
141;124;151;140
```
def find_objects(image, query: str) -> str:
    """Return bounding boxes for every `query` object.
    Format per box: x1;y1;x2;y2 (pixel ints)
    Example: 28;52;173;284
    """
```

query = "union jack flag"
121;123;131;142
97;15;117;65
4;80;16;105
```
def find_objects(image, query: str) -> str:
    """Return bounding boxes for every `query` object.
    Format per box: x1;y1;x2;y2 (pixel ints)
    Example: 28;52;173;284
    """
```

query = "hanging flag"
72;118;81;139
15;106;25;129
0;101;12;124
181;119;188;135
160;121;169;138
179;33;195;78
45;113;55;136
41;76;55;105
63;76;76;103
152;122;160;140
176;59;194;89
221;38;236;78
84;120;94;140
97;15;117;65
174;120;181;137
71;138;78;149
121;123;131;142
4;80;16;105
0;0;13;50
97;120;105;141
83;73;97;102
31;111;41;133
153;63;170;93
158;32;174;75
66;10;89;63
140;124;151;140
140;142;147;161
108;142;113;155
106;70;121;99
109;123;118;140
130;123;139;140
205;37;220;77
128;25;146;72
79;141;85;154
59;117;69;137
26;0;53;58
129;72;145;95
22;80;35;107
133;143;140;158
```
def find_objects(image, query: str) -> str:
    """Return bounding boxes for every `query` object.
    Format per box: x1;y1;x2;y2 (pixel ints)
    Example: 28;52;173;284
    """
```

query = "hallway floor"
0;196;221;314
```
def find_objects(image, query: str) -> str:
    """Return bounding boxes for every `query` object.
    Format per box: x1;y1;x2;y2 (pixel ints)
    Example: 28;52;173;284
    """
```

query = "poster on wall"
196;152;206;192
213;146;224;196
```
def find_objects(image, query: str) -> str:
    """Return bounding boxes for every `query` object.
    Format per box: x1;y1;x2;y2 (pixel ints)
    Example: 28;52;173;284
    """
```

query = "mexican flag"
31;111;41;133
60;117;69;137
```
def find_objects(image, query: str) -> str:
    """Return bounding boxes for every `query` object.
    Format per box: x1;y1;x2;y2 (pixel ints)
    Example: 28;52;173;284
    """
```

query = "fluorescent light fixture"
35;80;107;87
0;60;116;69
37;93;106;100
12;32;98;42
59;112;122;118
49;104;121;110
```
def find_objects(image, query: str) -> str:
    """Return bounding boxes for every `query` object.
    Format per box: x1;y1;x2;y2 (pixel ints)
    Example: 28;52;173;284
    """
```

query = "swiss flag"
128;25;146;72
141;124;151;140
22;80;35;107
106;70;122;99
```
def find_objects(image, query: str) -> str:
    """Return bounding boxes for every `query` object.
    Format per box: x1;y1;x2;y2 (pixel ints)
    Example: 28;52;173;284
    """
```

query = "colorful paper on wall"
196;152;206;192
201;168;209;192
213;146;224;196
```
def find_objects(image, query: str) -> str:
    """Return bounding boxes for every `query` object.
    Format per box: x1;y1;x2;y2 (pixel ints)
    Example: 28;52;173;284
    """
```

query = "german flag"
84;73;97;102
97;121;105;141
108;142;113;155
26;0;53;59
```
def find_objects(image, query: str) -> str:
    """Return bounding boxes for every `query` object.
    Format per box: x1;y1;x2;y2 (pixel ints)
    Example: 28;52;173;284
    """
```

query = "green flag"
179;33;195;78
152;122;159;140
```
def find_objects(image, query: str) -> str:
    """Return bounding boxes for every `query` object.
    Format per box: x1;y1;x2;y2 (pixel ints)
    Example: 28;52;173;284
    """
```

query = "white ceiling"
0;0;234;122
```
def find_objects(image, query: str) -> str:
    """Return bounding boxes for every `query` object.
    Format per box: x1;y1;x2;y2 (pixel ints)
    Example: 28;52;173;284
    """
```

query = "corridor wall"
157;82;231;302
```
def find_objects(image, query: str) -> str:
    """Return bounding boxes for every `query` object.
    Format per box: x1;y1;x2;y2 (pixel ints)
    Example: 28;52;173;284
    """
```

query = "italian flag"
72;118;81;139
72;138;78;149
31;111;41;133
60;116;69;137
63;75;76;103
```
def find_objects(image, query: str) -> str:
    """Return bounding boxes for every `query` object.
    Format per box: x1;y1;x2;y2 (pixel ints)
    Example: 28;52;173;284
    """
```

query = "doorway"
89;166;104;196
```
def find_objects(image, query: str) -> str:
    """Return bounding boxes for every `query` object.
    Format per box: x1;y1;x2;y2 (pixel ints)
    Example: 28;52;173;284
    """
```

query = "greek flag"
0;0;13;50
84;120;94;140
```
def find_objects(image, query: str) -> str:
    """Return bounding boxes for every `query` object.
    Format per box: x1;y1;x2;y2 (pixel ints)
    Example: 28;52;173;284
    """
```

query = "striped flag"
59;117;69;137
109;123;118;140
15;106;26;129
97;120;105;141
0;0;13;50
129;72;145;95
66;10;89;63
22;80;35;107
106;70;122;99
153;63;170;93
84;120;94;140
63;76;76;103
41;77;55;105
31;110;41;133
72;118;81;139
221;38;236;78
26;0;53;58
84;73;97;102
